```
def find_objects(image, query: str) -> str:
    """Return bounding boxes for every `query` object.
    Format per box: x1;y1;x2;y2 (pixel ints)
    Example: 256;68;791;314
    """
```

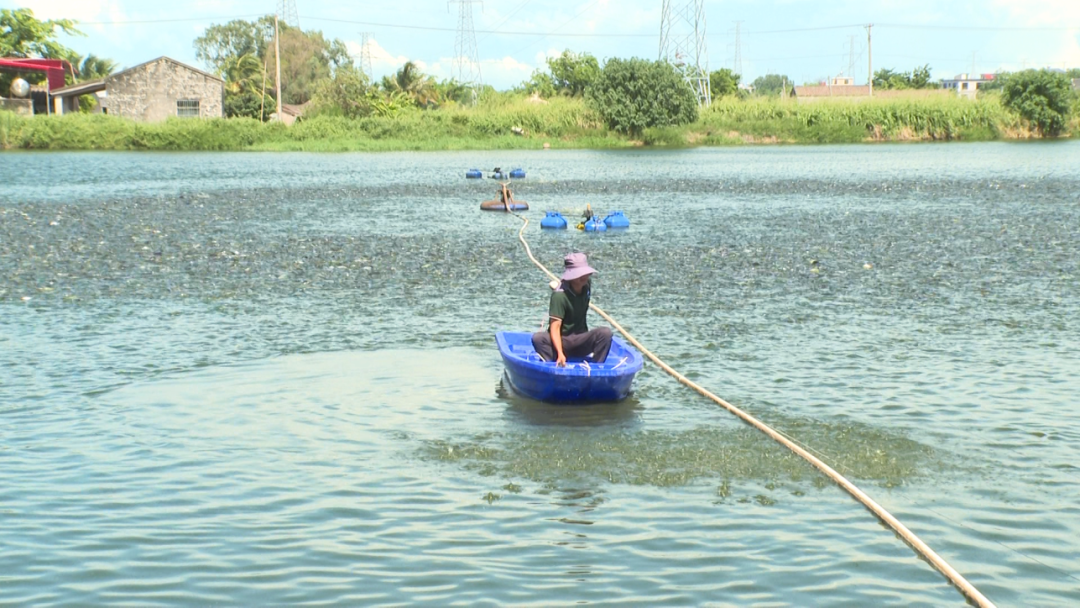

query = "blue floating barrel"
490;172;507;179
466;169;483;179
584;216;607;232
603;210;630;229
509;168;526;179
540;211;568;229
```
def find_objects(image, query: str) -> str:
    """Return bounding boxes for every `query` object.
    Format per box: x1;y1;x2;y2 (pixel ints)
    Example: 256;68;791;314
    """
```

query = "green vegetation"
999;69;1075;136
7;92;1072;152
750;74;792;97
0;8;80;59
587;58;698;136
195;17;352;118
701;96;1020;143
0;96;615;151
520;50;601;98
873;65;935;90
709;68;741;99
3;9;1078;152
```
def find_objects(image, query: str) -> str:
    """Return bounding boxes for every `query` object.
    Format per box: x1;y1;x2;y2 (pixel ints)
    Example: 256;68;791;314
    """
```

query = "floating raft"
496;331;643;403
480;199;529;211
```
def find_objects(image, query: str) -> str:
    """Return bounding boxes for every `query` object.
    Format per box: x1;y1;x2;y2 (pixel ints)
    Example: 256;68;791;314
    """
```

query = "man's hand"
550;318;566;366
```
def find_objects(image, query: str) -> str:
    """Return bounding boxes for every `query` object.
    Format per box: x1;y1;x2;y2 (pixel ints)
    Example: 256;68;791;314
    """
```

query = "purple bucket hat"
561;252;596;281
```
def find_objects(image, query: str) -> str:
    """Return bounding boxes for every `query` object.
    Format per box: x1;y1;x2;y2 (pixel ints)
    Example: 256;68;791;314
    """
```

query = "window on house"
177;99;200;118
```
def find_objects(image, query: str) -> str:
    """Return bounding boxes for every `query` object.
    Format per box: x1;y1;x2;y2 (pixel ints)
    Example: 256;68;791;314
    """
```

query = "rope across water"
511;211;996;608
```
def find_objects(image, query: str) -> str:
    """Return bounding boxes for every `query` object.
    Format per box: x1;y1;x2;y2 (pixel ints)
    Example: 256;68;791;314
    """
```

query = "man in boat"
532;252;613;366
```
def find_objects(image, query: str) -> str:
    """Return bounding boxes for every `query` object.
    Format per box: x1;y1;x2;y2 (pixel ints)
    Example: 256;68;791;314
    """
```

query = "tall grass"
1;97;608;151
0;94;1069;152
697;96;1018;143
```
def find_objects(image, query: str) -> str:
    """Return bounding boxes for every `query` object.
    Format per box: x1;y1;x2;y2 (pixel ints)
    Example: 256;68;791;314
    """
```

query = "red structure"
0;58;73;91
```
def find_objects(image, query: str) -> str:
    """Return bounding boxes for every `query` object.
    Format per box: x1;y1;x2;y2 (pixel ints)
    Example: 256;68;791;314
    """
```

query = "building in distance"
50;57;223;122
940;73;996;100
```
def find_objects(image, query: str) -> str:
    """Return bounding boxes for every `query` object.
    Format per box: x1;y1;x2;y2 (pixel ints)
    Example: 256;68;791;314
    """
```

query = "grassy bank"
1;95;1074;151
693;95;1024;144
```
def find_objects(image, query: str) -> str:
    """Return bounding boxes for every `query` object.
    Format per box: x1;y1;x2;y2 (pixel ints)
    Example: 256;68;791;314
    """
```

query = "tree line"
4;8;1078;137
1;8;118;110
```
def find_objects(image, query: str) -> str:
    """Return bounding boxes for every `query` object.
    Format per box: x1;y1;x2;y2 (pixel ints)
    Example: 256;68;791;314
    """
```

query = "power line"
305;11;630;38
876;22;1080;31
74;14;267;25
70;14;1080;35
503;0;603;59
64;14;1080;35
477;0;531;43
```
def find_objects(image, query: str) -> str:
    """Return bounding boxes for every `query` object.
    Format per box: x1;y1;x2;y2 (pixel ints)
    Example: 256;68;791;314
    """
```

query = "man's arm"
549;318;567;366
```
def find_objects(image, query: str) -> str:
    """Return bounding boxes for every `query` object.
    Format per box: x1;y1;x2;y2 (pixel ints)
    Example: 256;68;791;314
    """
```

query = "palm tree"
382;61;438;108
218;52;274;119
75;54;118;81
223;52;266;98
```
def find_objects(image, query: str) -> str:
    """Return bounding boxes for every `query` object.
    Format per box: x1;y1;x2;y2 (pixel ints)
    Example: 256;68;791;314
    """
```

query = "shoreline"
2;95;1076;152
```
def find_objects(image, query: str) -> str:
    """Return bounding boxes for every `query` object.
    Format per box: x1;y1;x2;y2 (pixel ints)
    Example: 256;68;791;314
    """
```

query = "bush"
587;58;698;136
1000;69;1074;136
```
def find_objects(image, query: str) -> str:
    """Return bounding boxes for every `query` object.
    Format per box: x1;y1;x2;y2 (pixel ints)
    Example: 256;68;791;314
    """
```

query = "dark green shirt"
549;284;590;335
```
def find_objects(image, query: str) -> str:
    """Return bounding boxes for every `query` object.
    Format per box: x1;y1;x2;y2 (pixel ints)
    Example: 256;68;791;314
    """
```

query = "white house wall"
103;58;223;122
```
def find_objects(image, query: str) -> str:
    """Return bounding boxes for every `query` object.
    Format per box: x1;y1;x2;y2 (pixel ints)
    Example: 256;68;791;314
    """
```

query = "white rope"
510;211;996;608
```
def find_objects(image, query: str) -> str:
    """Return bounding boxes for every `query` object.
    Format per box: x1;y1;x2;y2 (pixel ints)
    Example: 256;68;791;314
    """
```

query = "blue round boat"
495;331;644;403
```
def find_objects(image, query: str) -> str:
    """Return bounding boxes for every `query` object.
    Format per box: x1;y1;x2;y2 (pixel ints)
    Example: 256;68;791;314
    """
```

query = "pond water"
2;143;1078;606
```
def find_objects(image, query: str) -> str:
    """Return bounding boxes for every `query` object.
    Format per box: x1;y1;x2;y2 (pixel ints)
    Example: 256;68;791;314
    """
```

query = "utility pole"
449;0;483;99
275;14;282;119
866;23;873;97
660;0;712;107
276;0;299;28
360;32;374;82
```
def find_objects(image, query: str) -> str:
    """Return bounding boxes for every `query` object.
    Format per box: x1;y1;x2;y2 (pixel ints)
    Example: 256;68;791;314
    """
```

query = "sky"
8;0;1080;89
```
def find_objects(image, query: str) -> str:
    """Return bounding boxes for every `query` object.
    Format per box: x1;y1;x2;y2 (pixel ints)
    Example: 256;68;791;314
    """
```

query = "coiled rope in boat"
510;211;995;608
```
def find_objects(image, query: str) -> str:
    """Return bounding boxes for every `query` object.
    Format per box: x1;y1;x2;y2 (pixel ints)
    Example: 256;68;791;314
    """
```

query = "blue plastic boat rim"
495;331;644;378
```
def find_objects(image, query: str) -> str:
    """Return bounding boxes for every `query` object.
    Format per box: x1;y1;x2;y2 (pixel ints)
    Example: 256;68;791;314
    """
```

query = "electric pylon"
847;35;856;78
733;21;743;77
659;0;711;106
277;0;299;28
449;0;483;97
360;32;374;82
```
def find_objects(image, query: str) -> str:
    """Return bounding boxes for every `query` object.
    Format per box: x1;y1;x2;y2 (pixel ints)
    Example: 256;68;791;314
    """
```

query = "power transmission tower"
659;0;711;106
866;23;873;96
847;35;856;78
276;0;299;28
733;21;743;77
359;32;374;82
449;0;483;97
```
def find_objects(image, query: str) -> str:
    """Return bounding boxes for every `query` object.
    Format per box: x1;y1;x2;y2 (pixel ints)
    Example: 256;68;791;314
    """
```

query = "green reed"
0;93;1071;151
